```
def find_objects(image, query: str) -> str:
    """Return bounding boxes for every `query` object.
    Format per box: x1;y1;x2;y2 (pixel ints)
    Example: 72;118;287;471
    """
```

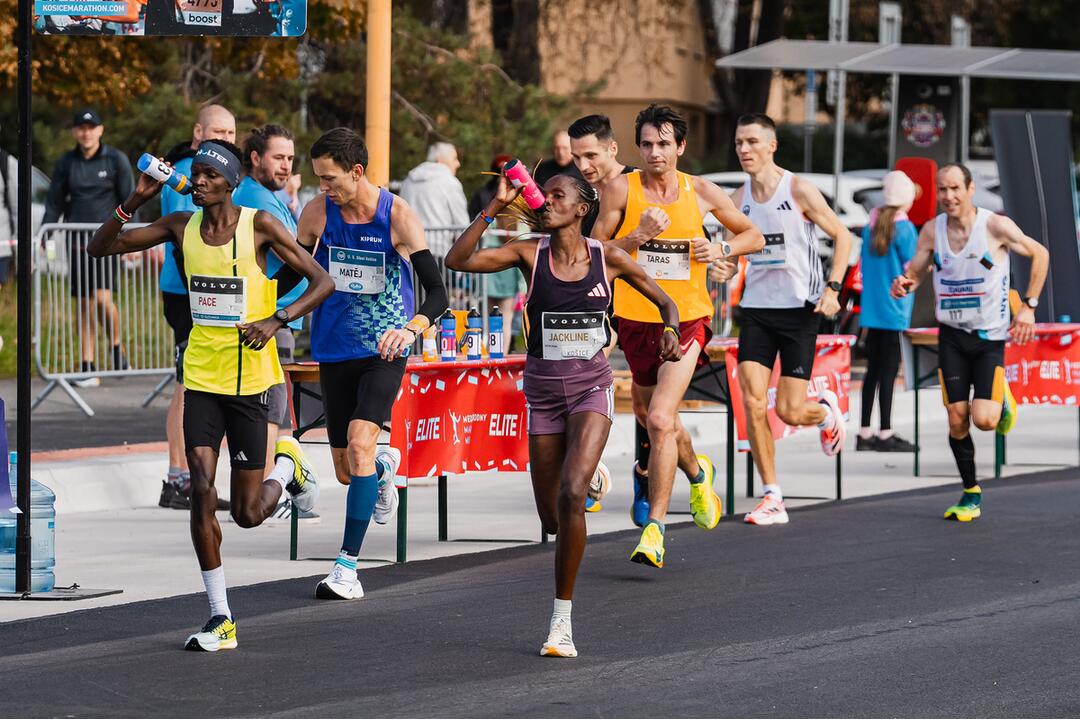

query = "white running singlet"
932;208;1010;341
739;171;823;308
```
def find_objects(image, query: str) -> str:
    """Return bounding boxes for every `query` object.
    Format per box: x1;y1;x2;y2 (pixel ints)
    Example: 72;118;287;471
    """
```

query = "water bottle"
488;305;504;359
440;309;457;361
465;308;483;360
422;326;438;362
137;153;193;195
0;452;56;593
503;159;546;210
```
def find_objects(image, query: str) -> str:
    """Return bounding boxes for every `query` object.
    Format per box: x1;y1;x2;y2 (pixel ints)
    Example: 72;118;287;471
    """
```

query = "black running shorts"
319;356;407;448
937;324;1005;405
183;389;269;470
737;306;820;380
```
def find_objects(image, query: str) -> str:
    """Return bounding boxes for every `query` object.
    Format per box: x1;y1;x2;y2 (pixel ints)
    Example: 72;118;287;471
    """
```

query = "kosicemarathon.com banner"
34;0;306;37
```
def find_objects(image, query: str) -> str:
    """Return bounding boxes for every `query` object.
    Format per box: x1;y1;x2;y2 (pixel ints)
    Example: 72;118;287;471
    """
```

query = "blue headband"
193;142;241;188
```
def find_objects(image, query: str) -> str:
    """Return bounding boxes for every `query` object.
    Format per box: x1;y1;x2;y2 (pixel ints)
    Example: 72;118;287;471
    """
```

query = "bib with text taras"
177;0;222;26
638;239;691;281
541;311;607;361
329;246;386;294
189;275;246;327
748;232;788;268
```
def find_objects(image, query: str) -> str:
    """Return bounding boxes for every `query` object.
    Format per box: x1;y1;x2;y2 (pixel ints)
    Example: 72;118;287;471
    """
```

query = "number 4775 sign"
33;0;305;37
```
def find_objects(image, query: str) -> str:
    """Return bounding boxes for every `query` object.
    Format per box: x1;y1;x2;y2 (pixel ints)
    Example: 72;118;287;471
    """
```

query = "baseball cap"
883;170;916;209
72;109;102;128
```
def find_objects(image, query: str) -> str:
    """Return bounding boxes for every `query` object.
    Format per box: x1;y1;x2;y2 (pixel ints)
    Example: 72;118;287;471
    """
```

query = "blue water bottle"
0;451;56;593
440;309;457;361
137;153;193;195
465;308;483;360
488;305;504;359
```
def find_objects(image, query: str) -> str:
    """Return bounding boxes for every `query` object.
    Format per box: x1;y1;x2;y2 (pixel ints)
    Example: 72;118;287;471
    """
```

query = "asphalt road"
2;468;1079;717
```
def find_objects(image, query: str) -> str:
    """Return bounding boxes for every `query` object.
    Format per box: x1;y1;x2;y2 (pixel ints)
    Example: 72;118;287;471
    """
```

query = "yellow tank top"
182;207;284;396
612;171;713;323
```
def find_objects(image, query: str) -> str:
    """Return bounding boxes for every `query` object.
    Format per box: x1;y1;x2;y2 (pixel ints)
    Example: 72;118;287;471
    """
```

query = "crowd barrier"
29;223;734;416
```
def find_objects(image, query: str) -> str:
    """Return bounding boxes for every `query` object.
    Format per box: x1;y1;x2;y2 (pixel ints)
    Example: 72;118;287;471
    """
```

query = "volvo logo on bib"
330;246;386;295
638;239;691;281
189;275;246;327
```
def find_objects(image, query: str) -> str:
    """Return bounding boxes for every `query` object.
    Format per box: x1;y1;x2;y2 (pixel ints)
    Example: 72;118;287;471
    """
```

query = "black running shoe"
158;480;178;508
876;434;915;452
855;435;880;451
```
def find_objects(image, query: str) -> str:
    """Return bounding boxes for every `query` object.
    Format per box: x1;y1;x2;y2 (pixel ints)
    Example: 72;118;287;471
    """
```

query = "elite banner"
1003;323;1080;405
390;358;530;481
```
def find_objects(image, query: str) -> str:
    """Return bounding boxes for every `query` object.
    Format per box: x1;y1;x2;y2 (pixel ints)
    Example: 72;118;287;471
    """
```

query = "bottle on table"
465;308;483;360
440;309;458;361
488;305;504;359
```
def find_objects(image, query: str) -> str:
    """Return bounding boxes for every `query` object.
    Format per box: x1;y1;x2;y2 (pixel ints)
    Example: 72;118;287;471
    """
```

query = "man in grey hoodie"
398;142;470;258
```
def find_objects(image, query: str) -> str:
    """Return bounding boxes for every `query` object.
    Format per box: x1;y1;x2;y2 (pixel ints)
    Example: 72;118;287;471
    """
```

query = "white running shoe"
587;460;612;502
373;446;401;525
743;494;789;525
315;563;365;600
817;388;846;457
540;616;577;658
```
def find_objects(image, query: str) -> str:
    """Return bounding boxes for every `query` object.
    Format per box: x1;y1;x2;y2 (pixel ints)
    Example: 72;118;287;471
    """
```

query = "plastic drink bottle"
465;308;483;360
488;305;504;359
422;326;438;361
137;153;192;195
502;159;545;210
440;310;457;361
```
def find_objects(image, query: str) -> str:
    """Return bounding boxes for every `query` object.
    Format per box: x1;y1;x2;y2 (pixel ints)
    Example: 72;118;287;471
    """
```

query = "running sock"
817;403;835;429
879;429;895;440
335;551;358;574
646;519;665;534
341;473;378;556
763;484;783;500
267;455;296;494
689;467;706;485
201;566;231;619
167;466;183;484
949;434;978;489
553;598;572;622
635;421;650;473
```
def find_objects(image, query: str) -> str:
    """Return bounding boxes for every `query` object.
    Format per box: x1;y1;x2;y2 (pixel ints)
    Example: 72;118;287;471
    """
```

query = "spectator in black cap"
44;108;134;386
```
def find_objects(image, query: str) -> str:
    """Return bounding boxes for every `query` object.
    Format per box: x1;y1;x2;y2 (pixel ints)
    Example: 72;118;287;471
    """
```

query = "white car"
845;167;1004;213
701;171;879;261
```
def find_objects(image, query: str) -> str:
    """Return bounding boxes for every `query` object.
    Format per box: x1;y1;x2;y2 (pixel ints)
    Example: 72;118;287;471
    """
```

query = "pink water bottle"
503;159;546;210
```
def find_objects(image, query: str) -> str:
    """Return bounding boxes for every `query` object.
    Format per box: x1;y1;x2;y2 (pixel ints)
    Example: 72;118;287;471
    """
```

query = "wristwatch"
826;280;843;293
274;308;291;326
1023;296;1039;309
718;240;732;258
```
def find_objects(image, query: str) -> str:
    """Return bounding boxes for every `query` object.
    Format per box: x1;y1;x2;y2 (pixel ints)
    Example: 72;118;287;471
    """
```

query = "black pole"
15;0;33;593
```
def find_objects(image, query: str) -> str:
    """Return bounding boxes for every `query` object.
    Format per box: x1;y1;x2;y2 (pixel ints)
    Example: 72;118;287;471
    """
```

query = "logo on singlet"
776;201;792;211
741;205;750;215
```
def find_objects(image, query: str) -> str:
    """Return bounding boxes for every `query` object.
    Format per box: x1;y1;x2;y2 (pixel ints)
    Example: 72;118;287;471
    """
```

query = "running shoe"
876;434;915;452
72;376;100;388
996;378;1017;435
744;494;789;525
373;446;401;525
584;497;602;513
587;461;611;502
688;454;722;530
630;463;650;528
276;436;319;514
855;435;879;452
630;521;665;568
315;563;365;600
818;389;846;457
263;499;321;525
184;615;236;652
540;616;577;658
944;486;982;522
159;479;180;508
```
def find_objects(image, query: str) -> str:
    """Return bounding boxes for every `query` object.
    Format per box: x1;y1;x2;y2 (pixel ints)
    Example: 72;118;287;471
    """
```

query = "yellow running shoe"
630;521;665;568
688;454;722;530
996;377;1017;435
944;486;982;522
184;615;237;652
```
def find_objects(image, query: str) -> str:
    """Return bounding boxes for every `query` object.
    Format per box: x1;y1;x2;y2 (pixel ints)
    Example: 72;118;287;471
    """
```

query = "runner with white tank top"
892;163;1048;522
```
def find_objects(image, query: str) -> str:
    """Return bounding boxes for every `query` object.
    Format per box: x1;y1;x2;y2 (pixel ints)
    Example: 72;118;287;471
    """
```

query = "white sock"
553;598;572;622
267;456;295;494
817;402;834;429
762;484;783;501
201;566;231;619
879;429;894;440
858;427;873;439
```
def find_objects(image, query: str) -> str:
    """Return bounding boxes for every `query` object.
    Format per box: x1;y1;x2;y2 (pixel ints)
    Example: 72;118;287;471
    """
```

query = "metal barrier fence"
32;223;176;416
30;223;733;416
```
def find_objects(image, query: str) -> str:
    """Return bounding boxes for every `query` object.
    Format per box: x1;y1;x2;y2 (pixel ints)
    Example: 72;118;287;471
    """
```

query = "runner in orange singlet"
592;104;764;567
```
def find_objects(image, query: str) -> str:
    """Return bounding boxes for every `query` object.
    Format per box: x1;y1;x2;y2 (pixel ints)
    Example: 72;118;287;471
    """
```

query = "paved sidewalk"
2;387;1076;622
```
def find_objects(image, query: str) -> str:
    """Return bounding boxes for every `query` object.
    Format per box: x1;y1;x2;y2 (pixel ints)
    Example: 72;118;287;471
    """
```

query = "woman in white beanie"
857;170;918;451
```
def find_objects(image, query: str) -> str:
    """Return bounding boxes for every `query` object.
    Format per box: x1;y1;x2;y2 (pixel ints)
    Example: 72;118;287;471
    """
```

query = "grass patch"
0;280;15;378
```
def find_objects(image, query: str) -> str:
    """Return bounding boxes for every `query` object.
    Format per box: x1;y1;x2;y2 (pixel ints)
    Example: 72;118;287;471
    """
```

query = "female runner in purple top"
447;172;680;659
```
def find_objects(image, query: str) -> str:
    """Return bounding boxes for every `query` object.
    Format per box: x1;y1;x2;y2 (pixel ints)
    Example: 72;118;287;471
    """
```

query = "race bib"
189;275;246;327
748;232;787;268
939;295;982;324
177;0;222;25
541;311;607;361
329;247;385;294
638;239;691;280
